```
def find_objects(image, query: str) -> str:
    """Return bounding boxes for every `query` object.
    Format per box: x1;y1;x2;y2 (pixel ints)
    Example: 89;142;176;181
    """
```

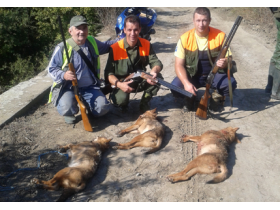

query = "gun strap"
125;46;145;98
208;51;233;120
67;38;100;82
227;55;233;109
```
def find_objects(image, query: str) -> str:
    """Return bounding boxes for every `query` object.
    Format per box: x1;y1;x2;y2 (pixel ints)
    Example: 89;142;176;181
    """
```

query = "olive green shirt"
104;38;163;80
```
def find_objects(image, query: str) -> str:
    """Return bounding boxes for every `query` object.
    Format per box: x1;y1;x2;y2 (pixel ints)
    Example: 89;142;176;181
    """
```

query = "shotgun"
121;70;193;98
195;16;243;120
57;16;93;132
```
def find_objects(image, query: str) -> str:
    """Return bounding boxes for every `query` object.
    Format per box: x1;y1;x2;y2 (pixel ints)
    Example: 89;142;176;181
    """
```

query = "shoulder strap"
66;38;99;79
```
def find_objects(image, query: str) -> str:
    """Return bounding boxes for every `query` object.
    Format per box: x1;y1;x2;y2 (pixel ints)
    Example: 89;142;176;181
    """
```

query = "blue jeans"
57;85;111;117
171;73;237;98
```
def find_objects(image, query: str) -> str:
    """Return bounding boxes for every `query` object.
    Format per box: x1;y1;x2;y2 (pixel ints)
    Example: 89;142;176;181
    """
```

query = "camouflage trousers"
271;19;280;69
265;19;280;99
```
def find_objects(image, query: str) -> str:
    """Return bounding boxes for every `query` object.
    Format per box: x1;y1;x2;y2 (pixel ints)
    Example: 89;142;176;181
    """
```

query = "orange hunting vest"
180;27;225;76
110;37;151;78
111;37;150;61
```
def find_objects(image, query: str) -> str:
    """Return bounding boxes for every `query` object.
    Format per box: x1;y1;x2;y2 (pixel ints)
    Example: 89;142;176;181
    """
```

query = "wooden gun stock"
195;83;211;120
123;72;157;83
140;72;158;83
68;63;93;132
123;73;137;82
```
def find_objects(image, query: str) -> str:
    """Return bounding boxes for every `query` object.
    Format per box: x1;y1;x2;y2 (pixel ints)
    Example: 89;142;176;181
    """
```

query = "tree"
0;7;100;92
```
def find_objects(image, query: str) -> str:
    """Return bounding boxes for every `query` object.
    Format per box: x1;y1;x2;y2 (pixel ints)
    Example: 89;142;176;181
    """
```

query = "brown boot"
209;90;225;112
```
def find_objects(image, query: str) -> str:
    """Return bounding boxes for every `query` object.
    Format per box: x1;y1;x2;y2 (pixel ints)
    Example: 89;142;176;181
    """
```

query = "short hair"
124;15;141;28
193;7;211;20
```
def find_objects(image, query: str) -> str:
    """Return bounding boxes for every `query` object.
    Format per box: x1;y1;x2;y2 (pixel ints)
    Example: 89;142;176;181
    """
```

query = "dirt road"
1;7;280;202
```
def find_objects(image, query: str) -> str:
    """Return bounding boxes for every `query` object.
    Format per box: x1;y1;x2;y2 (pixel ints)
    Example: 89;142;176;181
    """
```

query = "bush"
0;7;122;94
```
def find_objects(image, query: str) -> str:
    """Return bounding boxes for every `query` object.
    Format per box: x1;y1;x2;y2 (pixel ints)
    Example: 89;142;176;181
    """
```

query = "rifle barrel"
206;16;243;85
57;16;70;64
224;16;243;47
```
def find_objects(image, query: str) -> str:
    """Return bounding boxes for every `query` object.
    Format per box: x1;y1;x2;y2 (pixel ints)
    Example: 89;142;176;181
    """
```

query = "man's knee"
57;99;78;116
217;79;237;96
90;96;111;117
111;89;129;106
56;90;79;116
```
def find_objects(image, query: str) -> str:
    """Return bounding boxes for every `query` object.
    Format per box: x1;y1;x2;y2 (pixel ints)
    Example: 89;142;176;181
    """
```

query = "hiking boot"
209;90;225;112
64;115;76;124
265;62;280;98
119;105;129;114
140;93;152;113
271;94;280;100
183;96;195;112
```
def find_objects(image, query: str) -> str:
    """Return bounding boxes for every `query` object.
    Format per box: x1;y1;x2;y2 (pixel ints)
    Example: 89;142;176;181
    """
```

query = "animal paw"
180;135;189;143
116;131;125;137
166;176;175;183
57;145;66;153
112;146;119;150
31;178;39;184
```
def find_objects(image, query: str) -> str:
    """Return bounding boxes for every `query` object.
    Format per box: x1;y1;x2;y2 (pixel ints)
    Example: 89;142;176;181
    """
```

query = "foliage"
0;7;102;93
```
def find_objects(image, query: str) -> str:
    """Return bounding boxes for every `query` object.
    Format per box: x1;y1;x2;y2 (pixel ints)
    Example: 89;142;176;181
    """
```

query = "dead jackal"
167;127;240;184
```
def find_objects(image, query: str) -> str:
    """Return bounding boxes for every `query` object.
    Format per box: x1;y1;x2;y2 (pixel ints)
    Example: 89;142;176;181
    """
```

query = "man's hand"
147;66;161;85
175;57;197;95
183;82;197;96
146;71;158;85
118;80;134;93
63;71;77;81
216;58;228;69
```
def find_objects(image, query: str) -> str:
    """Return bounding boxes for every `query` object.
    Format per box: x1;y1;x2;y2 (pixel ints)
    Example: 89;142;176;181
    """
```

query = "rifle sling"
208;51;233;120
67;38;100;81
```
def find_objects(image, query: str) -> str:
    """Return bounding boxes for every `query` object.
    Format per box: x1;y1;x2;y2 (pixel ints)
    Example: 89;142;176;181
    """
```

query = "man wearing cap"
48;15;119;124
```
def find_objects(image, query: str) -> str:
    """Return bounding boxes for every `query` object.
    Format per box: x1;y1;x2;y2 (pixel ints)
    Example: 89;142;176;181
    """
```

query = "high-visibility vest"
180;27;225;76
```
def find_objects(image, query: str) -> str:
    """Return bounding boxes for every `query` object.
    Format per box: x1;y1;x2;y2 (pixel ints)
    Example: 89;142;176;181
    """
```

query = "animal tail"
57;189;76;202
207;164;228;184
146;136;163;154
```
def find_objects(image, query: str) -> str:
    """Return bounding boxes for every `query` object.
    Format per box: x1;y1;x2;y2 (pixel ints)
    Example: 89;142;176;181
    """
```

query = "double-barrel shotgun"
195;16;243;120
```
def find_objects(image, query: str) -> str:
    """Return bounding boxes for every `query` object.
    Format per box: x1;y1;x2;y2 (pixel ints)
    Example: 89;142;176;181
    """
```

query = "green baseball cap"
70;15;88;27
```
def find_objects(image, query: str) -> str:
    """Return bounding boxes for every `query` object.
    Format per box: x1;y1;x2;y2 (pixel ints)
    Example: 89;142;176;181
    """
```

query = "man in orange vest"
104;15;163;113
171;7;237;112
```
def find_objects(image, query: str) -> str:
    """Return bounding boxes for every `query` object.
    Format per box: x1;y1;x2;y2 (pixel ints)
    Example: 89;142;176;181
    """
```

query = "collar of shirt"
123;37;142;50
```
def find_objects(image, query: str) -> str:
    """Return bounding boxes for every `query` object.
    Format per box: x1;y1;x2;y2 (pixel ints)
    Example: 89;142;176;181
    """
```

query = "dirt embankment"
1;7;280;202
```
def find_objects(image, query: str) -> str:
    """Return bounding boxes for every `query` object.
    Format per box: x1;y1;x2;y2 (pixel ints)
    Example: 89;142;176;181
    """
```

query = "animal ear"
151;108;157;113
107;138;113;142
234;127;239;132
140;114;144;118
